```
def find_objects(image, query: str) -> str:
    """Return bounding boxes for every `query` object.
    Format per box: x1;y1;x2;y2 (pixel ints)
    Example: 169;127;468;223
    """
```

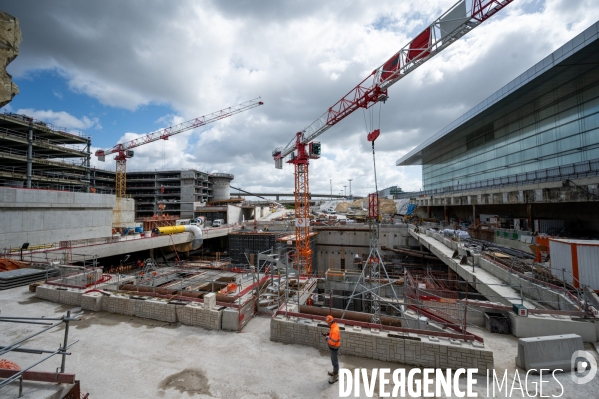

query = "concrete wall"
211;176;232;201
270;315;494;373
508;312;598;342
315;226;417;275
0;187;115;250
111;197;135;228
478;258;578;311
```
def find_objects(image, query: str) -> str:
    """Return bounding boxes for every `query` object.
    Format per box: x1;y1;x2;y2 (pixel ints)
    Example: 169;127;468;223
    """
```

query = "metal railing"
0;310;81;395
1;111;90;140
397;159;599;198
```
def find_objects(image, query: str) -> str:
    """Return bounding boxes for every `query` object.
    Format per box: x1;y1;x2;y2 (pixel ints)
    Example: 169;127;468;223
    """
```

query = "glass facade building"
397;22;599;192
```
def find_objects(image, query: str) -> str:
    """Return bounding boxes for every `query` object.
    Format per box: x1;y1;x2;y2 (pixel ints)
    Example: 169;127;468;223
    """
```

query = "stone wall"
270;315;494;373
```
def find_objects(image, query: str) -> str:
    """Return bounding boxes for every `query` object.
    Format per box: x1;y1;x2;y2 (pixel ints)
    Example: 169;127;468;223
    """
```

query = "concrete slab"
2;286;599;398
410;228;537;308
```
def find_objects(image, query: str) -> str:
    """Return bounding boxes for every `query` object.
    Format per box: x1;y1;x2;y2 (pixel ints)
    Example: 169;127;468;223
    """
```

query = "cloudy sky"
2;0;598;197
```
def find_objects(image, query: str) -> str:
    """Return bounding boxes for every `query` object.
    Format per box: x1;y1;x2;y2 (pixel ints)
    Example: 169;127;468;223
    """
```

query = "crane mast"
96;98;263;198
272;0;513;275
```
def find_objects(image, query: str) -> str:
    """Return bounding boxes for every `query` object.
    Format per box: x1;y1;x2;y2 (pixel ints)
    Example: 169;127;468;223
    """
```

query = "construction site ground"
1;286;598;398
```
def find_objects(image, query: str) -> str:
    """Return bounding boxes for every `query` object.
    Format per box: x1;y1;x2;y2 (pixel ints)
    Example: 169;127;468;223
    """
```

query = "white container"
549;238;599;290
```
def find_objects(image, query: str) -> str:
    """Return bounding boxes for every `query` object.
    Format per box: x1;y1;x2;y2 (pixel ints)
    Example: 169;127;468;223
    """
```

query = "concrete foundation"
270;315;494;373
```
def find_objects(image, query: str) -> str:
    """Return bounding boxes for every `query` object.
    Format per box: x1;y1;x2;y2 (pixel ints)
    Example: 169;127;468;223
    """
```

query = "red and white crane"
96;98;263;197
272;0;513;275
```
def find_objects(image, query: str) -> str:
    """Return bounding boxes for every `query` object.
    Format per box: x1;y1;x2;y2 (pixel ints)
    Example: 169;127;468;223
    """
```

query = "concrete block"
509;313;597;342
515;334;583;371
204;293;216;310
81;292;103;311
222;307;240;331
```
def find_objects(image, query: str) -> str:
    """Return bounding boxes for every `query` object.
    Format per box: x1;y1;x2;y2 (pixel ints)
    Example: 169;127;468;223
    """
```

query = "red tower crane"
96;98;263;197
272;0;513;275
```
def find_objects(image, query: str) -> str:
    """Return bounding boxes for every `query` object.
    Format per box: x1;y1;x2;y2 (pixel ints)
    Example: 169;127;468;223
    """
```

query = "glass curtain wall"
422;81;599;190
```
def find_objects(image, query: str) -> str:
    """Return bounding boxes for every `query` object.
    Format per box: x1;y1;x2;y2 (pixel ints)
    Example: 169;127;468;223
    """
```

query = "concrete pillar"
26;122;33;188
85;138;91;193
276;195;279;201
427;206;431;219
444;205;448;224
472;204;476;223
527;203;534;232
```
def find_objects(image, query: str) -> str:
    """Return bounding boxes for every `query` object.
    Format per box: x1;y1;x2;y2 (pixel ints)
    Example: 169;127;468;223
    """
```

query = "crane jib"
272;0;513;160
271;0;513;276
97;98;263;157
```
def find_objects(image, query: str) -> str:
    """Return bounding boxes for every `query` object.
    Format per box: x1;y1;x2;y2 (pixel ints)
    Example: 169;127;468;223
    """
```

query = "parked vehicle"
211;219;225;227
176;217;204;226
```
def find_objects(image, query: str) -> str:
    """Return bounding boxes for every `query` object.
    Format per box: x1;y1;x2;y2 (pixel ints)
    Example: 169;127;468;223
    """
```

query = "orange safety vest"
327;322;341;348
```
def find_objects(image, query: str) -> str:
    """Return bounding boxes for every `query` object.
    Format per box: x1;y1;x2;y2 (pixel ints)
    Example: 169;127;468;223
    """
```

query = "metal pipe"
60;311;70;373
299;305;402;327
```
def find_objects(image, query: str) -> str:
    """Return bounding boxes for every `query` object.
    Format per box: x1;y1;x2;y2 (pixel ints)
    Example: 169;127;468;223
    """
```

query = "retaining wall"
36;285;226;330
479;258;577;311
270;315;494;373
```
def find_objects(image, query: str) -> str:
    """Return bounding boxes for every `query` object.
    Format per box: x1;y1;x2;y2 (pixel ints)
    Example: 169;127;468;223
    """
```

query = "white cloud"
16;108;102;131
4;0;599;195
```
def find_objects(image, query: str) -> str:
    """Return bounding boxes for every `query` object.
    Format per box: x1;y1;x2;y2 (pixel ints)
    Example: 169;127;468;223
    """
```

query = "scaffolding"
0;309;82;396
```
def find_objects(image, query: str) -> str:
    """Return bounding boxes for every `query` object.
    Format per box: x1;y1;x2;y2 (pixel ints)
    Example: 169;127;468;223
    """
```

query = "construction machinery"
272;0;513;275
96;98;264;198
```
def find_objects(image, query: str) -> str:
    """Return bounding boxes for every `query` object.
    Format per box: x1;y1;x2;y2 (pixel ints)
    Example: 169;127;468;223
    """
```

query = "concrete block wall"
35;284;235;330
134;298;177;322
36;286;82;306
270;316;494;373
176;303;223;330
101;295;136;315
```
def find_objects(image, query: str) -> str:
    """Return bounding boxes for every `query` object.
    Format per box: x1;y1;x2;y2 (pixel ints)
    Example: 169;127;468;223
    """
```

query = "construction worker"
323;315;341;383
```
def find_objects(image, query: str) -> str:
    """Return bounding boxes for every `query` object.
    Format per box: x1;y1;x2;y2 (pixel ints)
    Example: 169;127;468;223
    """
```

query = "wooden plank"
0;369;75;384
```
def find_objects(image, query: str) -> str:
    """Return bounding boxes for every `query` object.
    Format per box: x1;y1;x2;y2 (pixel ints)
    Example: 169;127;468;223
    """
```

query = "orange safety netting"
0;359;21;370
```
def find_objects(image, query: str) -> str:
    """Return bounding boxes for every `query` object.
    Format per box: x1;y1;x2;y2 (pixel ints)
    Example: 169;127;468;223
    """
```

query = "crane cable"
362;102;382;196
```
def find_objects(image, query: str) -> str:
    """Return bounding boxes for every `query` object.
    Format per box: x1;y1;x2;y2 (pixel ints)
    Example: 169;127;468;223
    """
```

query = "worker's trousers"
329;346;339;374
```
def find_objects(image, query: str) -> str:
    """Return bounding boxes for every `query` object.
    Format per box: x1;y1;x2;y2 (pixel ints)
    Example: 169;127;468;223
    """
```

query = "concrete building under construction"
2;7;599;399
